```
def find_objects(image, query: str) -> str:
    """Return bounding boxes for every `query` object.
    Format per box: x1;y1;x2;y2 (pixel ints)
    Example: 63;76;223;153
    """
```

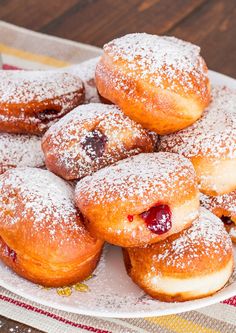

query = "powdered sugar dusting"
159;86;236;158
43;103;153;179
104;33;208;94
155;208;232;269
0;168;81;242
0;133;44;172
75;152;197;205
201;192;236;220
0;70;83;104
47;103;118;131
0;89;84;134
229;225;236;240
65;57;101;103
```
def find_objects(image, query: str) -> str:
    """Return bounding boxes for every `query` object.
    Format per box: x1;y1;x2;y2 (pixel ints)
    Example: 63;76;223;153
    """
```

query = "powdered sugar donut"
0;70;84;135
75;152;199;247
160;86;236;196
201;192;236;243
0;168;103;287
65;57;104;104
42;103;155;180
123;208;233;302
96;33;210;134
0;133;44;174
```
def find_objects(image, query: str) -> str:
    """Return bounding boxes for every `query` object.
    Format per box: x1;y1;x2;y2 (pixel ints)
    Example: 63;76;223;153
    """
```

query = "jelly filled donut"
0;168;103;287
160;86;236;196
42;103;155;180
96;33;210;134
201;192;236;243
75;152;199;247
0;133;44;174
123;208;233;302
0;70;84;135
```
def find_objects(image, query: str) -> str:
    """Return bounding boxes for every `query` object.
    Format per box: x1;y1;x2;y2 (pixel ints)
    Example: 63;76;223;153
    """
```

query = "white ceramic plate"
0;70;236;318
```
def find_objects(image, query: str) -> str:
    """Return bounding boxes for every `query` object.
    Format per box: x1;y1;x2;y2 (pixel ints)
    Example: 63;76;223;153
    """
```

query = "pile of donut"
0;33;235;303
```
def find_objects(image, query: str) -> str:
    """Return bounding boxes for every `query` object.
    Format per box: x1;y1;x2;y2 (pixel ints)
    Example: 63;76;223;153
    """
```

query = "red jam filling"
2;242;17;262
81;130;107;160
6;245;17;262
127;215;134;222
0;237;17;262
221;215;233;225
140;204;172;234
37;109;59;121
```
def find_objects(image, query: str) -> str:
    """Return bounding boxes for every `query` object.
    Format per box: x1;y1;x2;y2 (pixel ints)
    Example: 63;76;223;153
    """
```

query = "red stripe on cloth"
2;64;21;70
223;296;236;307
0;294;112;333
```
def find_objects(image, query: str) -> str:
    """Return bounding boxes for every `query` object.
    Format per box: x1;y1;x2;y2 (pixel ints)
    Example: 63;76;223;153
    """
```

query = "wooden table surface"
0;0;235;332
0;0;236;77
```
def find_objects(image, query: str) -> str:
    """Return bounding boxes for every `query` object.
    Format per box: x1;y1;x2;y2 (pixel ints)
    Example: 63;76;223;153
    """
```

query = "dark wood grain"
0;0;79;30
0;0;235;331
167;0;236;77
0;0;235;76
40;0;207;45
40;0;235;77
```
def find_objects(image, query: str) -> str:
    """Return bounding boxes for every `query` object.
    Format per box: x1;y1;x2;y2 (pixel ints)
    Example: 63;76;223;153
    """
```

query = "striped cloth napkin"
0;20;235;333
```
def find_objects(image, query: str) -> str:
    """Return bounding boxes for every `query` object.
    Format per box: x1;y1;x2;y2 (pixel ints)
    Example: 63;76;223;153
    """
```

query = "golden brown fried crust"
201;191;236;223
190;156;236;196
123;248;230;303
80;199;197;248
95;53;210;135
123;253;233;302
75;153;199;247
42;104;155;180
0;237;103;287
0;93;84;135
0;168;103;287
225;224;236;243
0;71;85;135
0;211;103;287
200;191;236;243
124;232;232;278
123;209;233;301
159;86;236;195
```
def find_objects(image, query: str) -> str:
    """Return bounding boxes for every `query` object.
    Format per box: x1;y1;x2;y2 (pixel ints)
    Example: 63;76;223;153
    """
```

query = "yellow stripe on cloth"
146;314;221;333
0;43;70;67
